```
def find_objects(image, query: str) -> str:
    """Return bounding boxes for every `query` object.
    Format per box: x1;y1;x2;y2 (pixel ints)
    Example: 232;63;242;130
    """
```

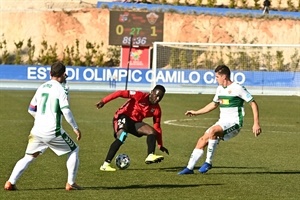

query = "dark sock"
147;134;156;155
105;139;123;163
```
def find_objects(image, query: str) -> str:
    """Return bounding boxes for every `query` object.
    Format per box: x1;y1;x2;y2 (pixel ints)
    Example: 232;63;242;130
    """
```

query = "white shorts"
206;120;241;141
25;132;78;156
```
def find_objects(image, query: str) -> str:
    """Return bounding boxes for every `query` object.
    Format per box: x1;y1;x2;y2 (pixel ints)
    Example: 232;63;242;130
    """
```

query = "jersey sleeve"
28;92;37;109
28;91;38;117
212;86;221;103
62;108;78;129
58;86;70;110
58;86;79;129
102;90;130;104
238;85;254;103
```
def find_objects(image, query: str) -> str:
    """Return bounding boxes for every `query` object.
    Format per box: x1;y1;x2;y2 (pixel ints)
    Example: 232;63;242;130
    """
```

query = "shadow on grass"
156;166;265;172
14;167;300;191
157;166;300;175
18;183;223;191
200;166;300;175
212;170;300;175
84;183;223;190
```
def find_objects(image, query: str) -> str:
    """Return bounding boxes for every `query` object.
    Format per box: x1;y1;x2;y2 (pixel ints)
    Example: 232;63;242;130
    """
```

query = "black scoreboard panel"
109;11;164;46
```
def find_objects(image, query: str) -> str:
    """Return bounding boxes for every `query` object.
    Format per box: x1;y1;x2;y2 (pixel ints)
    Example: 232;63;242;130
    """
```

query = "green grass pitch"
0;90;299;200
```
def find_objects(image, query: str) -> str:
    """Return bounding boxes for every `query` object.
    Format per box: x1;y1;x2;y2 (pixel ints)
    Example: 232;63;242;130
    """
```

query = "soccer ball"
115;154;130;170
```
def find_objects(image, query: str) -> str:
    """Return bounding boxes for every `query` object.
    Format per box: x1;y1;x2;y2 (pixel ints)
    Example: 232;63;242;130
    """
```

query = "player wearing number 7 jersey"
4;61;82;191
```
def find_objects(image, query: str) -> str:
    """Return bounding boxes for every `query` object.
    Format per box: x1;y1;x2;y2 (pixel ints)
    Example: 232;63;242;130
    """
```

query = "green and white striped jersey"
213;82;253;127
29;80;70;138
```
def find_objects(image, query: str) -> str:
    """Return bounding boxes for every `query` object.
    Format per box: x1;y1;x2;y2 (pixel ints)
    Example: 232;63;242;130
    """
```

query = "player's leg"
48;132;81;190
100;129;125;171
178;132;209;175
179;123;221;175
198;125;223;173
5;134;47;190
134;122;164;164
65;147;81;190
199;123;241;174
100;115;129;171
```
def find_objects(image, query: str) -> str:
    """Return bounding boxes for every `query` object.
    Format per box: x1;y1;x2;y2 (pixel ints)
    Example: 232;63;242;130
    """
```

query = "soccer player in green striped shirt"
4;61;82;190
178;65;262;175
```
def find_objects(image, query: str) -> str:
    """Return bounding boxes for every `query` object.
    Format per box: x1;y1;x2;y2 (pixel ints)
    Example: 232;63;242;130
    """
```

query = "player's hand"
185;110;196;117
95;100;105;109
159;146;169;155
252;124;262;137
73;128;81;141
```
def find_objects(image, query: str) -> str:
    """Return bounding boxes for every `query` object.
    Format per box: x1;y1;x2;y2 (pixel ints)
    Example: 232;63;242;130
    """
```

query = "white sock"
205;139;218;164
8;154;35;184
102;161;110;167
186;148;204;170
66;147;79;185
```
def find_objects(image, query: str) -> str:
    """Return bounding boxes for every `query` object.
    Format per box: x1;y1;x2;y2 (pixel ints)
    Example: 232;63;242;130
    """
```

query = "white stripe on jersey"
30;80;69;138
213;82;253;125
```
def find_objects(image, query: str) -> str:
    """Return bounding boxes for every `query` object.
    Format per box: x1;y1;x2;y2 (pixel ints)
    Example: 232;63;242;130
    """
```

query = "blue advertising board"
0;65;299;88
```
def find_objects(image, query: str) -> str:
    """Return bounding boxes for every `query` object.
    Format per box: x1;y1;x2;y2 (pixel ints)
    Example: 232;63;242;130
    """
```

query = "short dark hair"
50;61;66;77
153;85;166;94
215;65;231;78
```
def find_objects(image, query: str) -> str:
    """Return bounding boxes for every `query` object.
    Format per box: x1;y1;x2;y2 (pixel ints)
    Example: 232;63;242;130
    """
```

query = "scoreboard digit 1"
109;11;164;47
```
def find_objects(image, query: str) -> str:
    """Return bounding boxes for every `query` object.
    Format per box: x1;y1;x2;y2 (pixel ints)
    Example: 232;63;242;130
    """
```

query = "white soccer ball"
115;154;130;170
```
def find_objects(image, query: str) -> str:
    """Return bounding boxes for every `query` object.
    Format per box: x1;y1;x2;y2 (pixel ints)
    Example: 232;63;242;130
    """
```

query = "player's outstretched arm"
249;100;262;137
95;90;131;109
185;102;218;116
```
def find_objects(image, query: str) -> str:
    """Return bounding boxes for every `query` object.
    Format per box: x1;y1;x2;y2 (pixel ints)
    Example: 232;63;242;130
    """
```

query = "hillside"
0;0;299;61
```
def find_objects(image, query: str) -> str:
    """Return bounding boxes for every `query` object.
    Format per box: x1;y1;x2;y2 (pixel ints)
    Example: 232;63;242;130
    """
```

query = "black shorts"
113;114;145;138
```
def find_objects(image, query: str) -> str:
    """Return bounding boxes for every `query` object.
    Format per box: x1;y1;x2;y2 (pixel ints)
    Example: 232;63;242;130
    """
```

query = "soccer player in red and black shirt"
96;85;169;171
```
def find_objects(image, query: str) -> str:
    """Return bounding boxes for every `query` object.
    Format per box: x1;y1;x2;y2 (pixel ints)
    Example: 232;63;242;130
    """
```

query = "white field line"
163;118;298;133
